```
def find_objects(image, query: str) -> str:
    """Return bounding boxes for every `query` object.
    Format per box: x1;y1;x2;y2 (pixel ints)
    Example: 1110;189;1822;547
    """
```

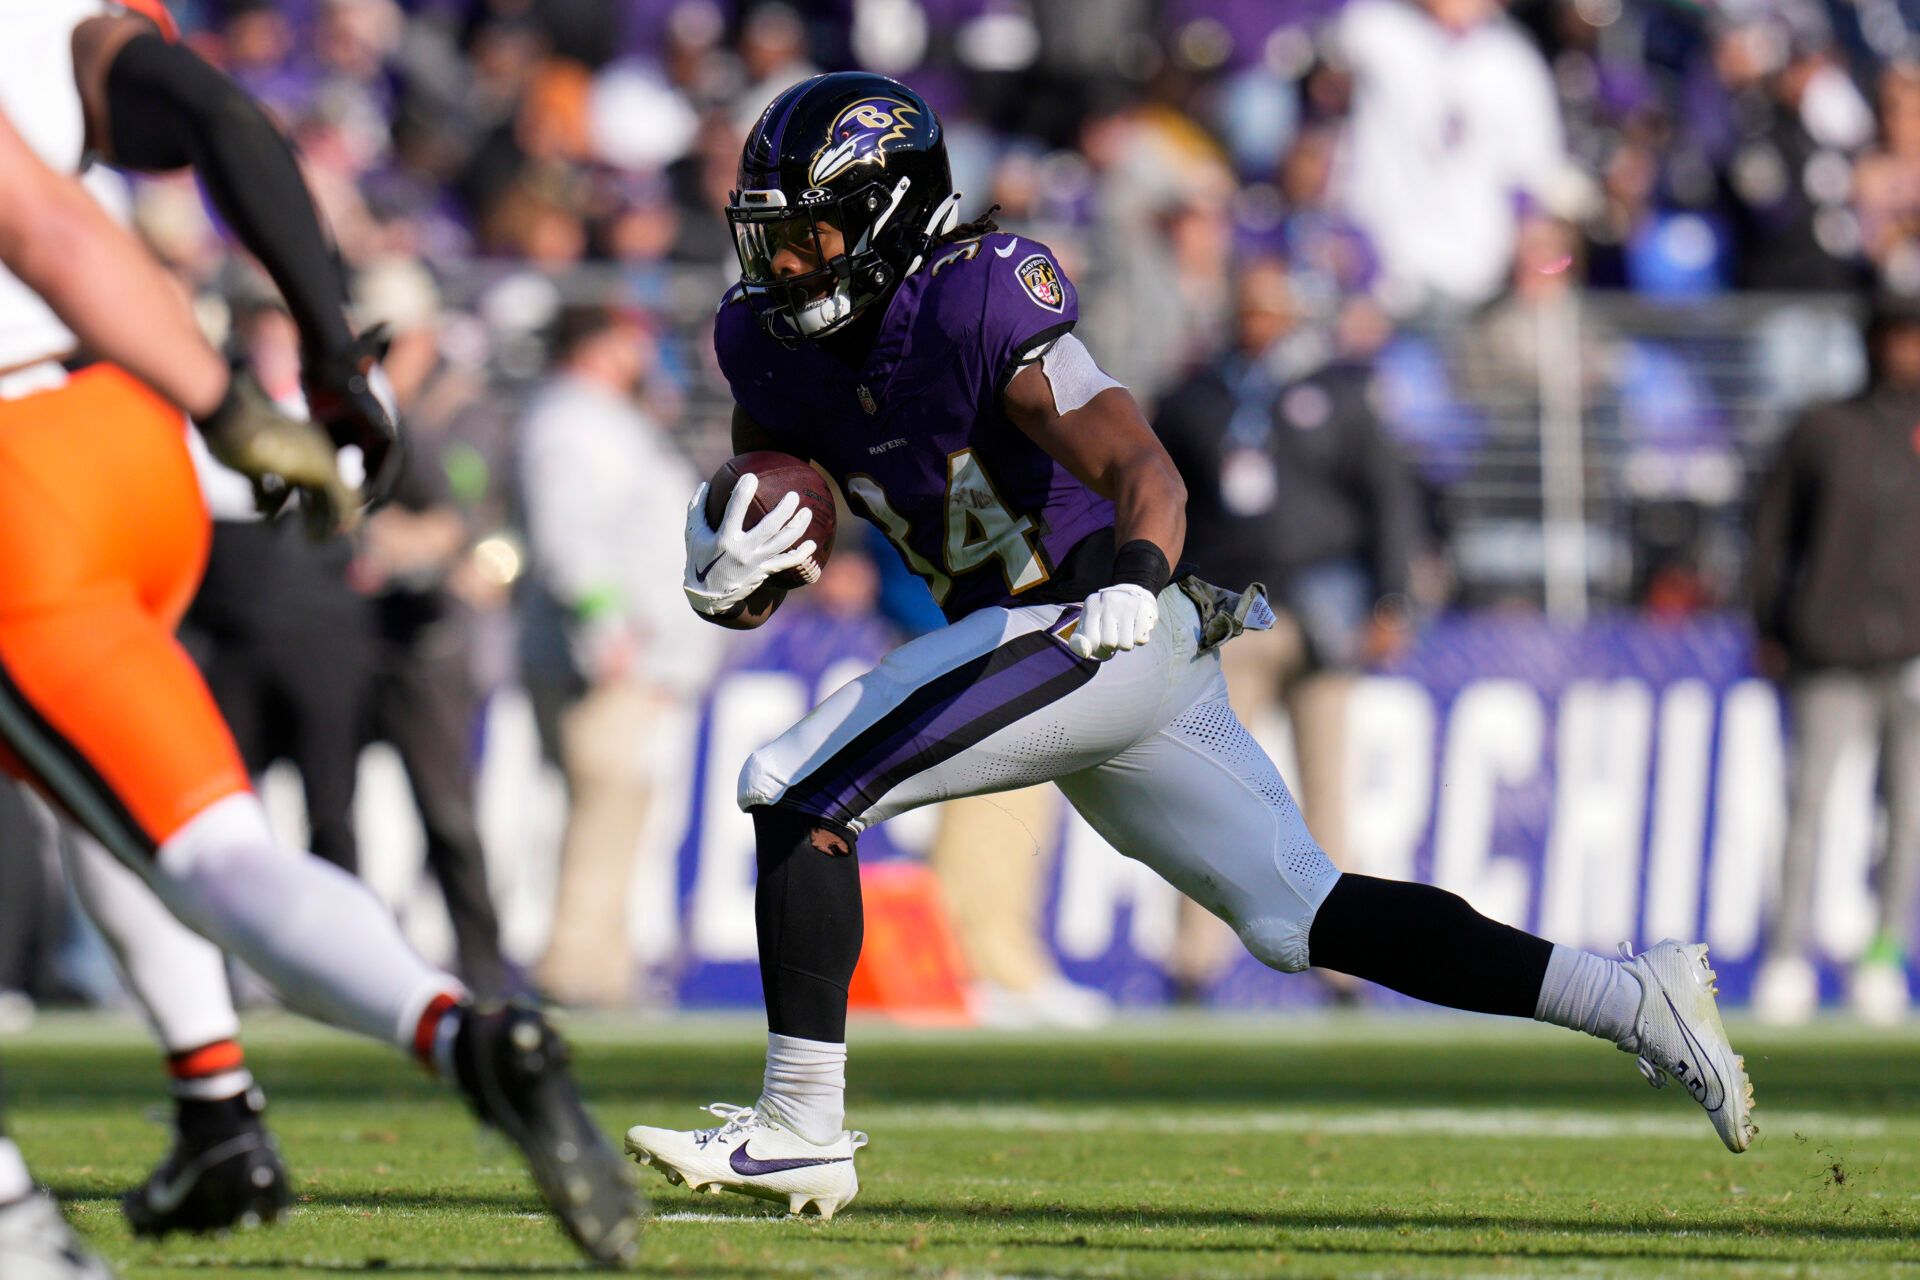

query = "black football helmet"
729;72;959;342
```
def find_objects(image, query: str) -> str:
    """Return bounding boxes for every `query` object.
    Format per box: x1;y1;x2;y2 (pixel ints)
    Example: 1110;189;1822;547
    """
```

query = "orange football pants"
0;365;249;854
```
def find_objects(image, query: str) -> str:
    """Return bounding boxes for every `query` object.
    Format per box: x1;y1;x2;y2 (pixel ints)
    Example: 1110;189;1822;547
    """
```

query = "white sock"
151;793;462;1051
65;833;243;1056
1534;945;1643;1046
0;1138;31;1204
758;1033;846;1146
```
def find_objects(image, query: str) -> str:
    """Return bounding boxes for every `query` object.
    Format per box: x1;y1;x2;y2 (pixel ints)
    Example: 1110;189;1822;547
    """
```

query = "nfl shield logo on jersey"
1016;254;1065;313
857;383;878;415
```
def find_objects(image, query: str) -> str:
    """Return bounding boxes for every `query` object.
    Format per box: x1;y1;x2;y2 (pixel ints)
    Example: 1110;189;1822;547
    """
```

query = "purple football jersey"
715;232;1117;623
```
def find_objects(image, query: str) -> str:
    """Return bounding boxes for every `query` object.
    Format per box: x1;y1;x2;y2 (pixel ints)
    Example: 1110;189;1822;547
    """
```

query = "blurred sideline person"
1327;0;1569;313
188;304;517;989
185;302;373;874
1750;297;1920;1025
1153;257;1419;998
349;260;512;996
930;787;1113;1028
627;73;1754;1223
0;8;640;1273
517;303;713;1006
360;432;513;996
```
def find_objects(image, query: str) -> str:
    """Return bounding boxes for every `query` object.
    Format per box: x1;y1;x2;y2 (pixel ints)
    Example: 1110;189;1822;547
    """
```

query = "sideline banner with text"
352;610;1914;1009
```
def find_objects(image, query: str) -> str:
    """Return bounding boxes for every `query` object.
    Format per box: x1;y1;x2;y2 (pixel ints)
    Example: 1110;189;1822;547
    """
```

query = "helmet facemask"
728;178;959;342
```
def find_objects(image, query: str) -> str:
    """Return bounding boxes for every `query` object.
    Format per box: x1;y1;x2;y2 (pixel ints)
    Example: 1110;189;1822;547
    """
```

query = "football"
705;450;836;589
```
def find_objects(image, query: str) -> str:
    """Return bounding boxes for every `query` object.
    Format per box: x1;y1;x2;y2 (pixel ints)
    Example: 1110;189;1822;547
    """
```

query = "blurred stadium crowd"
3;0;1919;1021
128;0;1920;603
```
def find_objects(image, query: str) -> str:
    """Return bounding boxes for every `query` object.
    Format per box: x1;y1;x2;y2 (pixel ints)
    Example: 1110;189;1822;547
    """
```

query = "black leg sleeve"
753;807;862;1043
1307;874;1553;1018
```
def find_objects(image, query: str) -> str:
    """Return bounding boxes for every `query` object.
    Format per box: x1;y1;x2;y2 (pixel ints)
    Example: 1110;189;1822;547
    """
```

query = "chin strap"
928;192;962;238
903;192;964;277
859;177;913;255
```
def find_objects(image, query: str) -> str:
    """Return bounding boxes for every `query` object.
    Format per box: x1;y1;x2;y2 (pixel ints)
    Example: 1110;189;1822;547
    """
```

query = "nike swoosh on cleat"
1663;993;1726;1112
995;238;1019;257
728;1145;852;1177
139;1134;267;1217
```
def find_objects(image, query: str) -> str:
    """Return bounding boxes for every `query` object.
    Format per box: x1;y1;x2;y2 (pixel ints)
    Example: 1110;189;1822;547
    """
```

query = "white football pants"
740;585;1341;972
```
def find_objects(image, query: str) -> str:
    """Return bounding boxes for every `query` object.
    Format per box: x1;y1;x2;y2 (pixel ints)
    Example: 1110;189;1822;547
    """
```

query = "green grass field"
8;1012;1920;1278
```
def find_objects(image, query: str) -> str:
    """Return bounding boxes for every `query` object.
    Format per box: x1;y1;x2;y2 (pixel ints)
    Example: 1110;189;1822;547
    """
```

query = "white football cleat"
0;1193;118;1280
625;1104;866;1219
1619;940;1758;1153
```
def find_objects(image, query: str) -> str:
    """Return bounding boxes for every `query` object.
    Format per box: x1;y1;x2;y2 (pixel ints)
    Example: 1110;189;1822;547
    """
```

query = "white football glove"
683;472;817;616
1071;583;1160;660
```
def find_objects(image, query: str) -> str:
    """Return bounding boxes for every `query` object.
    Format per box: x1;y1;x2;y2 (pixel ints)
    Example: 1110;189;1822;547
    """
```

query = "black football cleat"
451;1004;644;1266
123;1090;291;1238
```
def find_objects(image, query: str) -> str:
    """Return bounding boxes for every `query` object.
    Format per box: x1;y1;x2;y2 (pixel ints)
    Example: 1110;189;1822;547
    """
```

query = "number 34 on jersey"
845;449;1049;606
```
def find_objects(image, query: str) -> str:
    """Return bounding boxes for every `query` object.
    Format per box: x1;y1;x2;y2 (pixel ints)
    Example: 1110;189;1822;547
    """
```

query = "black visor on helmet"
727;181;909;339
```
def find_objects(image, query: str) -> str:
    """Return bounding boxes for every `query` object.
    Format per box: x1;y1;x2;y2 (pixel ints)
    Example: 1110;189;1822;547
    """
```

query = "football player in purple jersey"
624;72;1755;1217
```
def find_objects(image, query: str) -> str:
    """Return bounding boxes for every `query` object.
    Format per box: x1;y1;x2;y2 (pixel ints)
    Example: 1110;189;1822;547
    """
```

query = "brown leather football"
704;450;835;589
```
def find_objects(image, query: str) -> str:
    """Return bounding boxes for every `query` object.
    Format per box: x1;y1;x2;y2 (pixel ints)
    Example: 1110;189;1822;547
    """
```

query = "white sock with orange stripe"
166;1039;254;1102
152;792;464;1055
412;991;467;1079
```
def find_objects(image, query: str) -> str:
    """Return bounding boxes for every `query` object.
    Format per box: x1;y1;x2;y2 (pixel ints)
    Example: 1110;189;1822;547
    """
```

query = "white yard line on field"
849;1104;1893;1141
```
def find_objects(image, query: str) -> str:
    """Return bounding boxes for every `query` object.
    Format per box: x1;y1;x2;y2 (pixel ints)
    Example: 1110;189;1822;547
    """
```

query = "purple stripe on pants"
782;630;1088;823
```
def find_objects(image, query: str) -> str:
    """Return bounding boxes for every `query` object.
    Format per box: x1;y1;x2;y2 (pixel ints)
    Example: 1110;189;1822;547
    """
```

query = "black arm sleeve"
104;33;354;361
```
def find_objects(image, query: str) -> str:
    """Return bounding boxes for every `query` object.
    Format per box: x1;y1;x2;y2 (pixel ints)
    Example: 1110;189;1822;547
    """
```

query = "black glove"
301;324;406;510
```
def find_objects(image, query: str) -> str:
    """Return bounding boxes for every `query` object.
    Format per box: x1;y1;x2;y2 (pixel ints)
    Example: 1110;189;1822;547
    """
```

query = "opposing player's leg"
0;369;643;1262
628;597;1167;1210
11;668;643;1259
63;835;289;1236
1055;652;1755;1153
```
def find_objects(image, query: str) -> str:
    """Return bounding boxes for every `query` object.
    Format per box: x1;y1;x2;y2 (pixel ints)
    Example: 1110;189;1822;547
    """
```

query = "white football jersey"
0;0;116;376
